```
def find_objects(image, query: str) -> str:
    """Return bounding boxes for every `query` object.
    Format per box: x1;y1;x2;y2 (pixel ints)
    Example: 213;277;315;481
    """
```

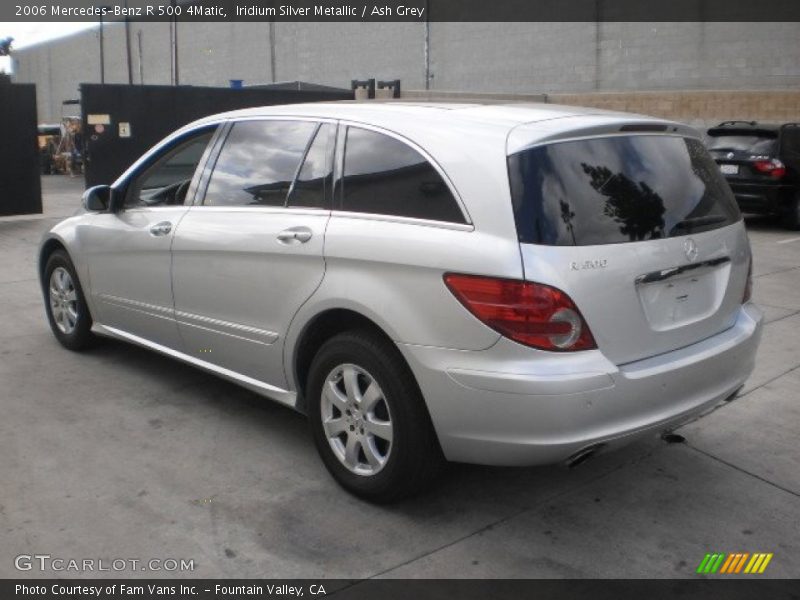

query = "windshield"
508;135;741;246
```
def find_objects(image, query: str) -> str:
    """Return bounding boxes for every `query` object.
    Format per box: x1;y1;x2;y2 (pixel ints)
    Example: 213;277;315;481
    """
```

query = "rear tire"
43;250;96;351
307;330;445;503
782;192;800;230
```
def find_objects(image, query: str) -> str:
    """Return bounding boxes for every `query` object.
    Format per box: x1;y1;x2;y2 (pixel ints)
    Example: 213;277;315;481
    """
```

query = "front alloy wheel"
43;249;95;351
49;266;79;334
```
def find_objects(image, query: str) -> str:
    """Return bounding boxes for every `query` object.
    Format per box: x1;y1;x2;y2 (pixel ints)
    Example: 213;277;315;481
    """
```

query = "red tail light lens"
753;158;786;178
743;256;753;303
443;273;597;351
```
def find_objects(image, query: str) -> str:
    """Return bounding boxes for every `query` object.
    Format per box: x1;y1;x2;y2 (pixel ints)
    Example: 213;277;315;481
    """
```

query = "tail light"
443;273;596;351
753;158;786;178
743;256;753;303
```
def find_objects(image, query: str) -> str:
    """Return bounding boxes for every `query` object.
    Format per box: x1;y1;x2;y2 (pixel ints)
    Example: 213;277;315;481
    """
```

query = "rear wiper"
672;215;728;233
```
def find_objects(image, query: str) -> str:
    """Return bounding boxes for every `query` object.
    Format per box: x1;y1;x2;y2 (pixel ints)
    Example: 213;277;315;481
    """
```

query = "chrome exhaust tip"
565;443;606;469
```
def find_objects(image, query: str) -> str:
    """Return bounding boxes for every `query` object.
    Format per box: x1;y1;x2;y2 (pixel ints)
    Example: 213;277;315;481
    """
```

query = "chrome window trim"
329;209;474;232
171;205;332;216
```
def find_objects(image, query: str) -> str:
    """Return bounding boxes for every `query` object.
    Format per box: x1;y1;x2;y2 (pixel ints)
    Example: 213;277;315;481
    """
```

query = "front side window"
125;127;216;207
508;135;741;246
339;127;465;223
203;120;318;207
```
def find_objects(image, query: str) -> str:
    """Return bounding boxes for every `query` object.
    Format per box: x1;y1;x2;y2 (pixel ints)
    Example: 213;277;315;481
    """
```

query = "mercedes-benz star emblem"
684;237;699;262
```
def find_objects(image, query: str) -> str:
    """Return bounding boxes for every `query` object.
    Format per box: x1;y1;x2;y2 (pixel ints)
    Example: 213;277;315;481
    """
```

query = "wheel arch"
38;234;96;320
291;308;404;414
38;236;69;291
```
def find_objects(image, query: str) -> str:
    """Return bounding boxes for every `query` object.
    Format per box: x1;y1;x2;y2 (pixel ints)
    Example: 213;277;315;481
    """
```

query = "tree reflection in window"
580;163;666;242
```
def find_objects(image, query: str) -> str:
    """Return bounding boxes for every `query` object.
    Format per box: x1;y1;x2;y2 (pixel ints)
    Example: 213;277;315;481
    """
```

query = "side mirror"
82;185;111;212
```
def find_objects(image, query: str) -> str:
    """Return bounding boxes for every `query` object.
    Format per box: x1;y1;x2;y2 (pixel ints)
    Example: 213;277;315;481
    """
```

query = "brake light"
753;158;786;178
743;256;753;303
443;273;597;351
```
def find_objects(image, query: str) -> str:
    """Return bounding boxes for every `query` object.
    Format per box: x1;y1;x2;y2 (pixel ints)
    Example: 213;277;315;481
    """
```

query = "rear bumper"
727;182;793;213
400;303;763;466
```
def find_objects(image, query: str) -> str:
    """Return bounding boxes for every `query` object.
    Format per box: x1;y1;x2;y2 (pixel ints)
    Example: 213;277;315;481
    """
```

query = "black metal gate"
80;83;353;187
0;83;42;216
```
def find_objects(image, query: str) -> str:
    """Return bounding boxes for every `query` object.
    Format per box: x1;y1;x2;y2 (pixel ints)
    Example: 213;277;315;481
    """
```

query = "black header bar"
5;0;800;22
4;579;800;600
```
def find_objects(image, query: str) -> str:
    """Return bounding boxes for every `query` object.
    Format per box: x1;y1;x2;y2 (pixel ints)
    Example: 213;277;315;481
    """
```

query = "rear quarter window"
508;135;741;246
338;127;466;224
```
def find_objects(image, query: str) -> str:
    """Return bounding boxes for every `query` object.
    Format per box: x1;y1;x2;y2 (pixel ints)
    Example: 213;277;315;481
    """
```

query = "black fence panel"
0;83;42;216
80;83;353;188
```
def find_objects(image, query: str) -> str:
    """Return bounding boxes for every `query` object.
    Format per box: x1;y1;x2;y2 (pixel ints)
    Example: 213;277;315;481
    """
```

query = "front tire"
307;330;445;503
43;250;95;351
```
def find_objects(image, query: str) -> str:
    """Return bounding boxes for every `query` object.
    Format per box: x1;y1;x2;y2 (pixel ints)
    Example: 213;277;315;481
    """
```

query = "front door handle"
277;227;313;244
149;221;173;237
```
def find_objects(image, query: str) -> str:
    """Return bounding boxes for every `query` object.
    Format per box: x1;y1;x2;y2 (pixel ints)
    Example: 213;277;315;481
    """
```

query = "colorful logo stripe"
696;552;773;574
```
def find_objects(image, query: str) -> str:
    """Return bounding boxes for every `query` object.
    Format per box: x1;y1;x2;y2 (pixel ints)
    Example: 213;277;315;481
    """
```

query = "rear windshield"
706;130;778;155
508;135;741;246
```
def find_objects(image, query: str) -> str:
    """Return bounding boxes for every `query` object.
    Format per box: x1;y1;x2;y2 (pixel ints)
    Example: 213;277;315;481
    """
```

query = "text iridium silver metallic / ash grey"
38;102;763;502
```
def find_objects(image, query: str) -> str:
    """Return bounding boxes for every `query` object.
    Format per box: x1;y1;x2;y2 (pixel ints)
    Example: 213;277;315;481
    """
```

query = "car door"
170;118;335;388
81;126;219;349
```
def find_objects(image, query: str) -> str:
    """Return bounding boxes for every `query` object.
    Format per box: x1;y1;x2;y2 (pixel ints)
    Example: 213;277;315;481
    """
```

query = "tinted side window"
203;120;317;207
340;127;465;223
126;128;216;207
287;123;335;209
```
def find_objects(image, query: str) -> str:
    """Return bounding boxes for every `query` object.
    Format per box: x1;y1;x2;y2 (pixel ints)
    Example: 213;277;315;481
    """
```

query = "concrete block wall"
12;21;800;123
428;22;599;93
276;23;424;89
596;22;800;92
548;90;800;131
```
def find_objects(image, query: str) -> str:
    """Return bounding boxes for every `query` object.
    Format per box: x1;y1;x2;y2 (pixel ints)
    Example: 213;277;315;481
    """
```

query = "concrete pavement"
1;176;798;579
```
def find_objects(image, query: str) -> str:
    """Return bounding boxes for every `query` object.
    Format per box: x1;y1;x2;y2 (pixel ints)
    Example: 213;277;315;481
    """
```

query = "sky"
0;22;98;72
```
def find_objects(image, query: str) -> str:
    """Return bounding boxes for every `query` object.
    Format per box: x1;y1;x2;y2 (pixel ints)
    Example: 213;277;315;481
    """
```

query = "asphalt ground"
1;175;798;579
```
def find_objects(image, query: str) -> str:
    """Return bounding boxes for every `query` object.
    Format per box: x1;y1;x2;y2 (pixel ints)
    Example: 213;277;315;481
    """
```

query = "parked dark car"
706;121;800;229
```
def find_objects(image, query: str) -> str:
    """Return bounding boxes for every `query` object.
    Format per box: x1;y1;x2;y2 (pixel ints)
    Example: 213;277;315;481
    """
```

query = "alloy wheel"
49;266;78;334
321;363;394;476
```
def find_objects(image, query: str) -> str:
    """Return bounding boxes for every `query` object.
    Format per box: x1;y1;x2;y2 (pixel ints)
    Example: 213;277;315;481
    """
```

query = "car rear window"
508;135;741;246
706;130;778;155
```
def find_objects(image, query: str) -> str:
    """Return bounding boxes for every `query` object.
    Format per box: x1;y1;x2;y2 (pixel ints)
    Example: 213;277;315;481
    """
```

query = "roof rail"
716;120;758;127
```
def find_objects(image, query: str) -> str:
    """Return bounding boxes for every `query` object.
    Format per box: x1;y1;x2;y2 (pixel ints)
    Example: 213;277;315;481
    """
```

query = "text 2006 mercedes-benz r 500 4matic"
40;102;763;502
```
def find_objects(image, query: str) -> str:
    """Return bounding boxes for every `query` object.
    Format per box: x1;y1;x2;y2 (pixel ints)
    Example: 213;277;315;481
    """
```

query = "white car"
40;102;762;501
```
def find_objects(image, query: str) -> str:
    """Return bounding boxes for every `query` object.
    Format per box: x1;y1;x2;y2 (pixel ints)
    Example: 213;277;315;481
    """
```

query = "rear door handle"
277;227;313;244
149;221;173;237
